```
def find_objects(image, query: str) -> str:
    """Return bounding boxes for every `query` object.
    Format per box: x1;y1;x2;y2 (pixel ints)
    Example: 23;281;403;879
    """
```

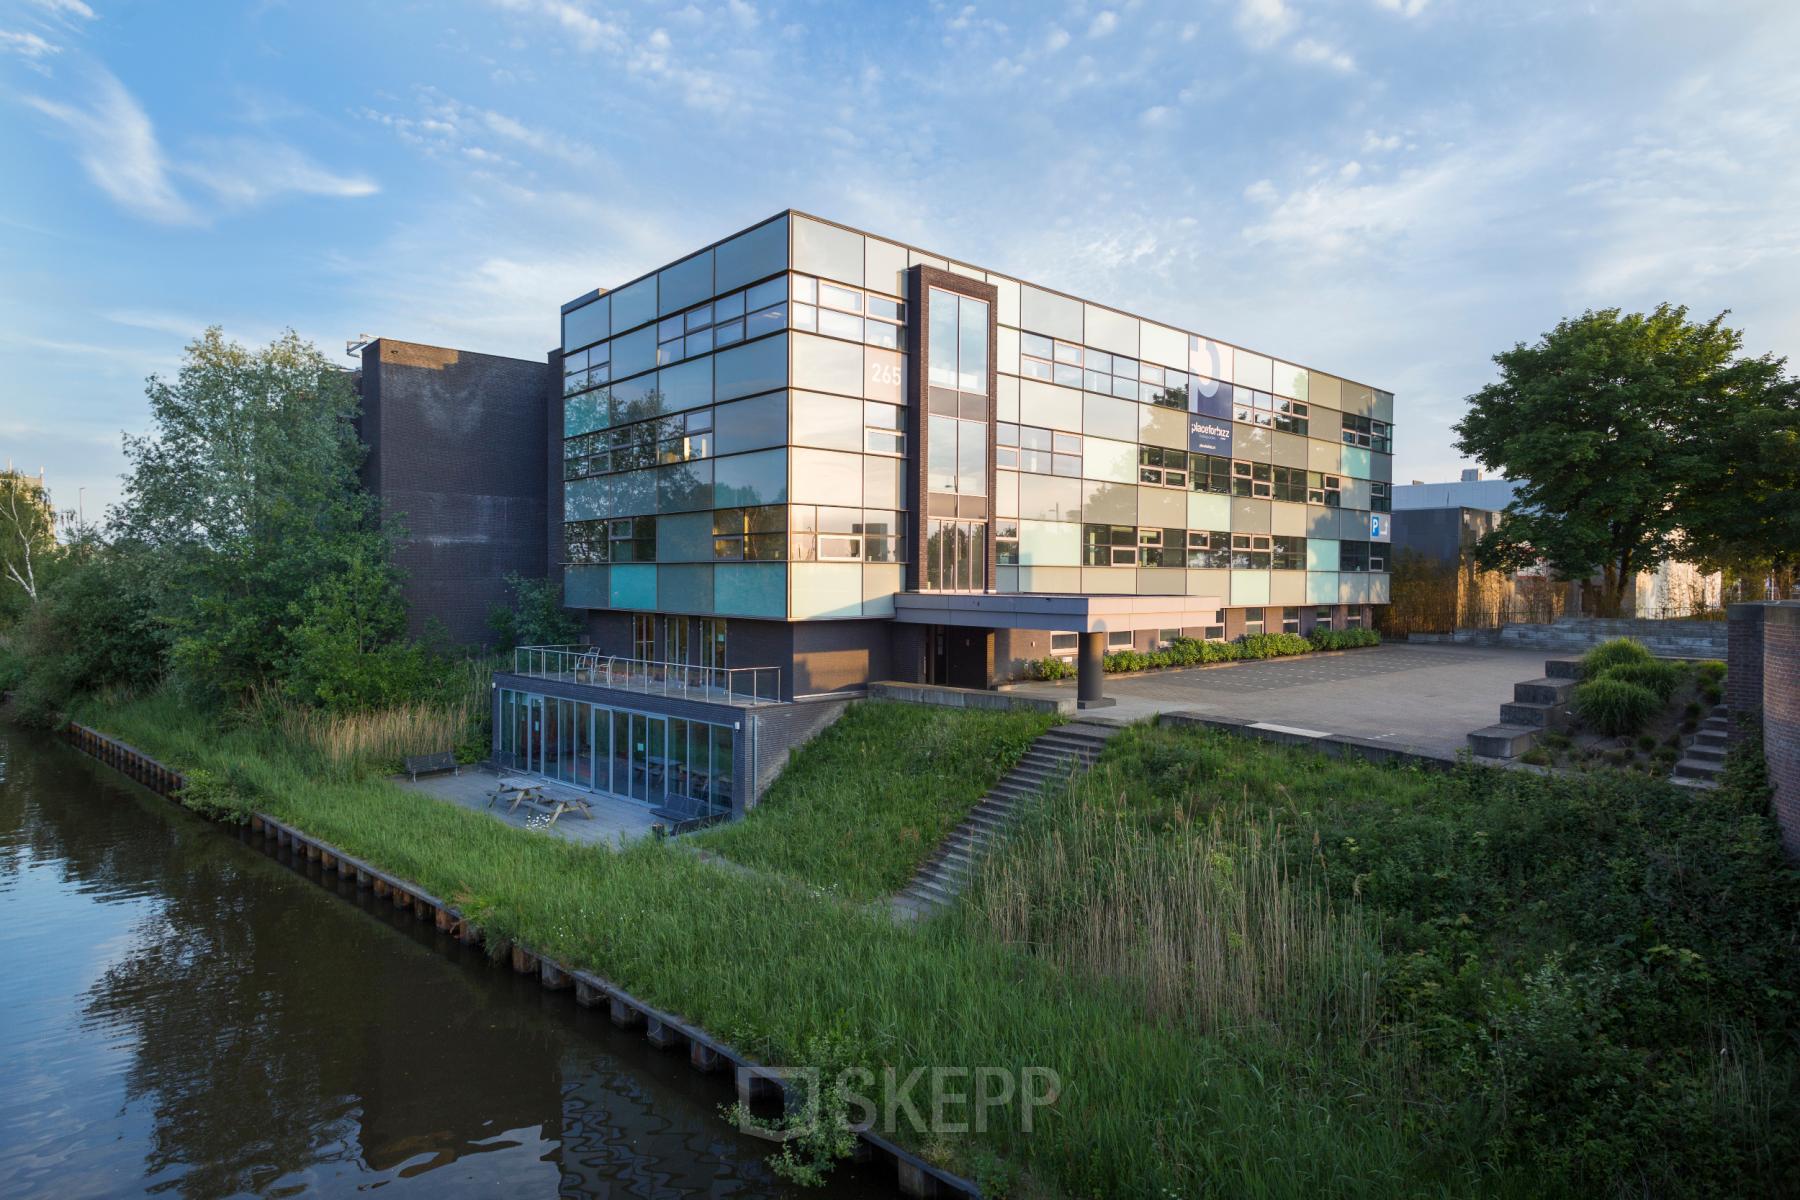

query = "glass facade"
496;687;734;819
559;212;1392;624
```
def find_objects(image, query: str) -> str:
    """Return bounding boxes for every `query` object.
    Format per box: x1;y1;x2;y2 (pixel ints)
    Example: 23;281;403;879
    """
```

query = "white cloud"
1374;0;1431;17
181;139;378;208
1139;104;1173;128
1362;130;1403;153
26;65;380;222
26;0;95;21
1044;25;1070;52
23;67;195;224
1291;37;1354;72
486;0;622;52
1;30;60;57
1088;10;1117;38
1235;0;1294;48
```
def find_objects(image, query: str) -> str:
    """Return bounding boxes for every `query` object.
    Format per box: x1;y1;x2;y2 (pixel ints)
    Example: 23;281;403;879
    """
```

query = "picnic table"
489;777;594;826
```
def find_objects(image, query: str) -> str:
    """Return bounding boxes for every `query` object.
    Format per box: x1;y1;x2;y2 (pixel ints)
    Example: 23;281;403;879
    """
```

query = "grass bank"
959;723;1800;1195
65;691;1800;1196
692;701;1054;899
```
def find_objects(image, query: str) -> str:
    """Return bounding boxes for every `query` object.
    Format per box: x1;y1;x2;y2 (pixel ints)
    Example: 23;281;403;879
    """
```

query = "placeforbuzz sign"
1188;375;1233;456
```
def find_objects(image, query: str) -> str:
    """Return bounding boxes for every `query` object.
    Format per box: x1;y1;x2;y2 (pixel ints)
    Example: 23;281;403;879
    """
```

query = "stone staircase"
891;720;1122;919
1671;705;1731;790
1468;657;1582;759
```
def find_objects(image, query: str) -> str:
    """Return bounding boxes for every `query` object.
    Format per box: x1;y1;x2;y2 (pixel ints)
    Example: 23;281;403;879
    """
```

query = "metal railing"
511;646;781;705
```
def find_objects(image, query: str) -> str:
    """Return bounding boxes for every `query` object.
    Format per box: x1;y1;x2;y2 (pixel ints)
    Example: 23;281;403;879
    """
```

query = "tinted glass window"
716;215;789;293
658;250;714;316
562;296;609;352
715;333;788;400
611;276;657;333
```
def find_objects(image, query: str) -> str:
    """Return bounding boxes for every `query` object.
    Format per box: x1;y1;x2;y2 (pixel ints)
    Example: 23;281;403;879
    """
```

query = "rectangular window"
1107;630;1134;650
1243;607;1265;635
633;614;655;660
1370;481;1391;513
1049;632;1078;658
1156;627;1180;649
1339;540;1371;573
1308;473;1342;507
1314;606;1334;631
1282;606;1301;634
1344;609;1364;629
1231;533;1272;569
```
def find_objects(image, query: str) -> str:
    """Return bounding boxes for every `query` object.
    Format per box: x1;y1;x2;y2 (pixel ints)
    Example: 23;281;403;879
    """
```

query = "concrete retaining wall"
1414;616;1727;658
870;680;1076;715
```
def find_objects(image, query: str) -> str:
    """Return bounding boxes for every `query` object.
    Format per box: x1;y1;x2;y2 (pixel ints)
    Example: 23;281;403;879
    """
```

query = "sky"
2;0;1797;519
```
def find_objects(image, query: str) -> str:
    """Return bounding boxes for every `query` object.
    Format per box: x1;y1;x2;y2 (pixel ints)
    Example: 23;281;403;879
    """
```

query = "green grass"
66;691;1800;1196
961;722;1800;1195
692;700;1054;899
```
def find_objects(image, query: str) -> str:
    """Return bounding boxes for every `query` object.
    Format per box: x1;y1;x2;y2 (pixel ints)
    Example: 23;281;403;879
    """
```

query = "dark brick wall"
358;339;551;646
890;624;928;684
1727;602;1767;724
1726;602;1800;860
747;694;854;806
792;619;890;696
1762;605;1800;859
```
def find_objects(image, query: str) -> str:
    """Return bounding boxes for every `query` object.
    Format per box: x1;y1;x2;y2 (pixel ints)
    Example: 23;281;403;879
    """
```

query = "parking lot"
1008;642;1556;759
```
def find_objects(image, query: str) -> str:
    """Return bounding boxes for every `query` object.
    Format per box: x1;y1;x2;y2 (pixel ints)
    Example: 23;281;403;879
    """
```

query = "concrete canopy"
891;592;1226;634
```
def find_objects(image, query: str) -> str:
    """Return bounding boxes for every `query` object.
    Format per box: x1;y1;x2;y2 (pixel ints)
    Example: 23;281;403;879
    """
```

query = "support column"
1077;632;1114;709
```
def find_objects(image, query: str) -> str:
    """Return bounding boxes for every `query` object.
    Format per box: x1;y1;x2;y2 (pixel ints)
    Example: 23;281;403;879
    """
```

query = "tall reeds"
965;765;1383;1047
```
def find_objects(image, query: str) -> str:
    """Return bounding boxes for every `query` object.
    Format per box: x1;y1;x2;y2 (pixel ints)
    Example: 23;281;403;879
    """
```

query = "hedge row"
1025;627;1379;681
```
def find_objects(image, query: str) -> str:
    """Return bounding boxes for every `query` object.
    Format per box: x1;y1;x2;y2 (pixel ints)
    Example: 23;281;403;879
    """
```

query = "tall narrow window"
633;613;655;661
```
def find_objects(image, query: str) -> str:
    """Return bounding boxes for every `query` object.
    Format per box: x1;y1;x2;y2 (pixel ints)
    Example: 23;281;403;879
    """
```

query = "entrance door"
928;625;993;689
625;711;667;806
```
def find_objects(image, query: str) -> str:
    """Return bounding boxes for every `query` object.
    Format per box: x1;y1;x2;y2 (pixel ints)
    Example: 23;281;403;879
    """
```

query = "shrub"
1238;632;1312;659
1309;627;1380;651
1025;656;1074;681
1573;676;1662;736
1599;658;1683;702
1582;637;1652;675
1695;659;1727;686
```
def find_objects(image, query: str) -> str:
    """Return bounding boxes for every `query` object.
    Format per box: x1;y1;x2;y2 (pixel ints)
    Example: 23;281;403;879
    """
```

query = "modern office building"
477;210;1394;819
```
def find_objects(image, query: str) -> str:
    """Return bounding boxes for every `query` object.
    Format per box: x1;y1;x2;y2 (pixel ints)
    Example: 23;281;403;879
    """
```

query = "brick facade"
358;339;552;645
1726;601;1800;859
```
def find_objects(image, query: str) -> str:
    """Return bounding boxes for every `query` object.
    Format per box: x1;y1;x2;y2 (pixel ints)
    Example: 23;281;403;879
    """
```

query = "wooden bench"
403;751;460;782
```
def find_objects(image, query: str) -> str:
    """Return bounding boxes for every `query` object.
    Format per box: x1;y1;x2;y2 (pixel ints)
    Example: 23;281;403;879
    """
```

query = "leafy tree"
11;539;169;724
1680;369;1800;597
281;549;437;711
1455;305;1795;615
0;468;60;620
111;328;385;699
487;572;579;650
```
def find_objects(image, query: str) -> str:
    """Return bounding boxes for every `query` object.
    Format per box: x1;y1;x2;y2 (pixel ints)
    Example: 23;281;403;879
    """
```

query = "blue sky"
3;0;1796;518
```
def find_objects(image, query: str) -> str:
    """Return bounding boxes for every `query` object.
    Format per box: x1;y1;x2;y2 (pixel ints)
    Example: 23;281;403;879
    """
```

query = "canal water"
0;724;886;1199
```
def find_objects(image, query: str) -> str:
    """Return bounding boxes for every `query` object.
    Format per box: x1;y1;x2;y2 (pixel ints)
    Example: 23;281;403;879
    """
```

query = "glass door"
526;695;545;775
625;711;667;806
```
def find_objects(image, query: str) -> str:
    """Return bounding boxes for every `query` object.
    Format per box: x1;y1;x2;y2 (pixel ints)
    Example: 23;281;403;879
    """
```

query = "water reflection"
0;726;882;1199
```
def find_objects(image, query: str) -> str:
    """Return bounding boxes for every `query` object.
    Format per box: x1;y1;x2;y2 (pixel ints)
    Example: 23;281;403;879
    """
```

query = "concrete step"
1468;724;1539;758
1499;700;1567;730
1674;757;1726;781
1514;677;1576;705
1544;658;1586;680
1670;774;1719;792
1683;743;1726;763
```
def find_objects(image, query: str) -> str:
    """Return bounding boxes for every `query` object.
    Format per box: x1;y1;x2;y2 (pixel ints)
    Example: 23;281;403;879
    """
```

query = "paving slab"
398;764;659;847
1005;643;1555;760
